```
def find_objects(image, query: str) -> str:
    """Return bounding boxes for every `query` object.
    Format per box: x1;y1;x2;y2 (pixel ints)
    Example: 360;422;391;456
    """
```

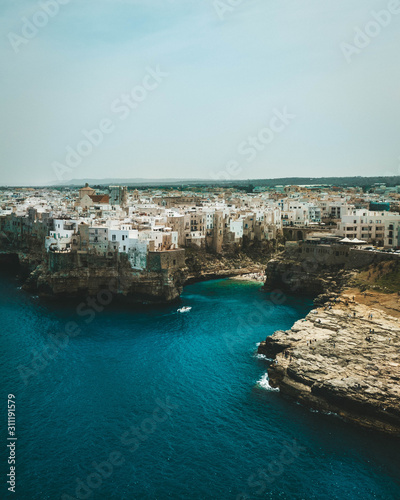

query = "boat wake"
177;306;192;313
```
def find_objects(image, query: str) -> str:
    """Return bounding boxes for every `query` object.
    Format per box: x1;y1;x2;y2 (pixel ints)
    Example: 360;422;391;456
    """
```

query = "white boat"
177;306;192;313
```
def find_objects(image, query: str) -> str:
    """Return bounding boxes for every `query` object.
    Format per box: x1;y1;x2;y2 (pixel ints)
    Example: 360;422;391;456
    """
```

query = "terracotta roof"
89;194;110;203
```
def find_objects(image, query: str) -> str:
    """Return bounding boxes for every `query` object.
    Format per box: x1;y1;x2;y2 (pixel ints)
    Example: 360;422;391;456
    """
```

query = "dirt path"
343;288;400;319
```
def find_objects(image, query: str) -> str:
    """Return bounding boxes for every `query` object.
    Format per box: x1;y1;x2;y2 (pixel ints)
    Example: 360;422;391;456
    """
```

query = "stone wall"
147;249;185;272
285;241;400;269
298;243;350;266
48;250;120;273
346;249;400;269
36;247;186;277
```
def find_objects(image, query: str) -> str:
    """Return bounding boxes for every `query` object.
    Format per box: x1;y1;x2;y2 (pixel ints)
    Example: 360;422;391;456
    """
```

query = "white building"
229;219;244;240
336;210;400;247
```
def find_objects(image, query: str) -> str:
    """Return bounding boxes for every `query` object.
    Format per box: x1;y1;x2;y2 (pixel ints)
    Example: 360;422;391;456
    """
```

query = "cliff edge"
258;291;400;435
20;251;187;304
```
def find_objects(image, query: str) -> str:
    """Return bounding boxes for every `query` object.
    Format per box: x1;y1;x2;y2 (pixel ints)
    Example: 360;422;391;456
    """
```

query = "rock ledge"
258;294;400;435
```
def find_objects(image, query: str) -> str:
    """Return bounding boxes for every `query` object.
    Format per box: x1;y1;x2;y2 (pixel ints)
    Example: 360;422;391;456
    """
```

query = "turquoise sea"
1;266;400;499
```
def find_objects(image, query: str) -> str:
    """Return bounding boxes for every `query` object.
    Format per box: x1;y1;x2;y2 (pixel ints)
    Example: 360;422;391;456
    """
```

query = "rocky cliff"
22;253;186;303
258;293;400;435
263;255;350;300
0;228;187;303
0;232;44;279
1;234;276;302
184;247;271;284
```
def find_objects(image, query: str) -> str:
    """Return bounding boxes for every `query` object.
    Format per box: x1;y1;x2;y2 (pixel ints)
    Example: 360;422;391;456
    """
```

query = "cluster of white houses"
1;183;400;270
45;219;178;271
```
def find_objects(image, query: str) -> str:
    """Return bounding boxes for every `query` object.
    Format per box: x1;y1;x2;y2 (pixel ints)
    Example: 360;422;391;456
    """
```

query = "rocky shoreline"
1;251;186;304
258;291;400;436
263;256;350;297
1;247;268;303
184;247;269;285
185;267;265;284
23;263;186;303
4;243;400;434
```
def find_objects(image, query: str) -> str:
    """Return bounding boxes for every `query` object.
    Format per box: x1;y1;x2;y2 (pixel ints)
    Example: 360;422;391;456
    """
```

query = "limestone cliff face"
24;266;185;303
0;233;44;279
184;248;268;284
22;252;187;303
258;296;400;436
263;256;349;299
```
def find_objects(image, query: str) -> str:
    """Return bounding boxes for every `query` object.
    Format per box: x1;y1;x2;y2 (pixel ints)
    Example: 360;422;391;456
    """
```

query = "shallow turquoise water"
1;269;399;499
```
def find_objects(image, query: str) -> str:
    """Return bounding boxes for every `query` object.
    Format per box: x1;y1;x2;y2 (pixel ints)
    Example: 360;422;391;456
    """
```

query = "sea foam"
257;372;279;392
254;353;267;360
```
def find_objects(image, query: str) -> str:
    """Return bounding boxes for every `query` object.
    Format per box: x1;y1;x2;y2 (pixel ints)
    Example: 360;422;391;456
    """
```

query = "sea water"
1;269;399;499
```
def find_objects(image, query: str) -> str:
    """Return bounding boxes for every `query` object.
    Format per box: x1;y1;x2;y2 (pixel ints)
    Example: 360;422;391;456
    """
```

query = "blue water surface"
1;268;399;500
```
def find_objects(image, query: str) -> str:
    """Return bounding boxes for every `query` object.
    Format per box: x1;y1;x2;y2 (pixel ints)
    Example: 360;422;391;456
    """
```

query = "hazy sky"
1;0;400;185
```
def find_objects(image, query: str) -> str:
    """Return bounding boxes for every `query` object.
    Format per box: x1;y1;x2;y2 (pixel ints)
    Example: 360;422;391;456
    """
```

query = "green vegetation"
354;261;400;294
